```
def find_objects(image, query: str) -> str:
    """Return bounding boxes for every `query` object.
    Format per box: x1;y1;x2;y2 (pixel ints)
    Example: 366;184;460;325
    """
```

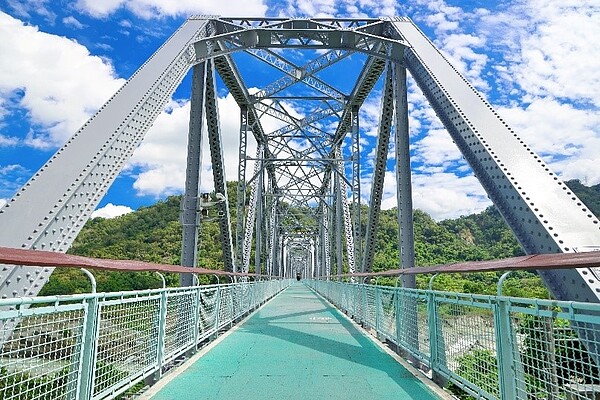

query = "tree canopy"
40;180;598;297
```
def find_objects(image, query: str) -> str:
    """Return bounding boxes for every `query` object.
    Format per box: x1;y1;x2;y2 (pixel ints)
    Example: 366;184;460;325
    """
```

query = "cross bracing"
0;16;598;317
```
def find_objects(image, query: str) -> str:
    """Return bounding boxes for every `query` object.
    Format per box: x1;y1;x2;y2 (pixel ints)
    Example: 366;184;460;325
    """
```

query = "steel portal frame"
0;16;599;309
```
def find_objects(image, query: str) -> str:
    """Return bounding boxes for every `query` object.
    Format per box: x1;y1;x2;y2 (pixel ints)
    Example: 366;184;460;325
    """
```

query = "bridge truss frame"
0;16;599;308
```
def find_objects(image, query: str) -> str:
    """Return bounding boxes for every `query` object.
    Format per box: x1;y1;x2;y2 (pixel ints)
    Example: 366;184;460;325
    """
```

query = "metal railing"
308;280;600;400
0;280;289;400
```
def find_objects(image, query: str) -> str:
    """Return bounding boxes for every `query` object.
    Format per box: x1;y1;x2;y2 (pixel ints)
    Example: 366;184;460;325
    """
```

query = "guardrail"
308;280;600;400
0;279;289;400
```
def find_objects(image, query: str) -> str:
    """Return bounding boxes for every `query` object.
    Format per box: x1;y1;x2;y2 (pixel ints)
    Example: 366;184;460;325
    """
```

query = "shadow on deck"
142;283;445;400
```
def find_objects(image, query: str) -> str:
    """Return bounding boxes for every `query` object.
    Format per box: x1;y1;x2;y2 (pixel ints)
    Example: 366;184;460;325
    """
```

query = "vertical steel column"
242;146;263;273
180;63;206;287
393;62;420;363
335;158;344;280
325;187;333;278
282;238;288;278
392;63;416;287
254;158;264;278
204;58;235;272
362;63;394;273
264;183;271;276
338;147;356;280
268;200;279;277
317;203;325;279
279;235;284;278
311;241;316;278
234;106;250;274
351;106;362;270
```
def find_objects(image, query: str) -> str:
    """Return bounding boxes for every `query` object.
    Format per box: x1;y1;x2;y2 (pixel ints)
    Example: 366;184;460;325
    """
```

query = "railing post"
395;288;403;351
375;286;382;339
214;285;221;335
229;286;235;326
189;287;202;356
494;298;525;399
427;290;447;386
76;295;99;400
155;289;168;380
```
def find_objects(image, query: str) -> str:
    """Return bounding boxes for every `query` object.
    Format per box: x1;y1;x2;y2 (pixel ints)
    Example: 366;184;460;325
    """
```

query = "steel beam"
335;147;356;278
241;146;263;273
335;158;344;280
392;63;416;288
212;54;279;192
254;157;265;277
234;106;250;274
362;63;395;274
350;107;362;273
204;59;235;272
180;63;207;286
267;194;278;277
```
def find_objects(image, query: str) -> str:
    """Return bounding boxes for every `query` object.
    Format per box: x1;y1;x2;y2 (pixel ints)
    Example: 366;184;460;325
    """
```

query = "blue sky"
0;0;598;220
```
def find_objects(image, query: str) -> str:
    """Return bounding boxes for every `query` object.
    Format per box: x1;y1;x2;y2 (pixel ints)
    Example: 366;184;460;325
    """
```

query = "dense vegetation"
40;180;600;297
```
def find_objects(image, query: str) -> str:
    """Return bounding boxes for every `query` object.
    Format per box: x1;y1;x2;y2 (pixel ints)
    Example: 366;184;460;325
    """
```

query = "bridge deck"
144;283;442;400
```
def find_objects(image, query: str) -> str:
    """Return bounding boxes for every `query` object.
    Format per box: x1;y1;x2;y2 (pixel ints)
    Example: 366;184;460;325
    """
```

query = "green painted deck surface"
149;283;440;399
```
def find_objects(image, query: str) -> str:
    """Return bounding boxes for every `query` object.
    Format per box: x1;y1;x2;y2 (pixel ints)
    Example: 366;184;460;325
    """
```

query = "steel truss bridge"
1;15;600;400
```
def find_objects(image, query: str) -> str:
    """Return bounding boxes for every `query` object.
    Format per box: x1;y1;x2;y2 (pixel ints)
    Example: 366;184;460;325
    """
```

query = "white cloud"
0;12;126;148
511;2;599;107
6;0;56;24
91;203;133;219
0;198;6;208
412;128;464;168
62;16;86;29
0;134;18;147
75;0;268;19
411;173;490;220
499;98;600;185
95;43;114;52
478;0;600;107
274;0;400;18
0;164;29;200
378;169;490;220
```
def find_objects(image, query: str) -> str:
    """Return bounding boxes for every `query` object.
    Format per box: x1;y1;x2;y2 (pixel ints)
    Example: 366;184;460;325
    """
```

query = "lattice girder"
0;15;597;312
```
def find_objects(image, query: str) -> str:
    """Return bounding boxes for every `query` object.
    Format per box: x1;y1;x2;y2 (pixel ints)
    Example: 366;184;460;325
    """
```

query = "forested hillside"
40;180;600;297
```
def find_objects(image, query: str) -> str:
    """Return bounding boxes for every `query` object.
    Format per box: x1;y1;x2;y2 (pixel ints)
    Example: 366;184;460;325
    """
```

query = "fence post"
494;298;525;399
229;286;235;325
214;286;221;335
155;290;168;380
189;287;202;355
375;286;382;339
427;291;448;386
76;296;99;400
395;289;402;349
361;284;367;326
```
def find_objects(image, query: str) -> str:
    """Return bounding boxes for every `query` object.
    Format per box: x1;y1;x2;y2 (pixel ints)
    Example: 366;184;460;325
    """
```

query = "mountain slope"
40;180;598;296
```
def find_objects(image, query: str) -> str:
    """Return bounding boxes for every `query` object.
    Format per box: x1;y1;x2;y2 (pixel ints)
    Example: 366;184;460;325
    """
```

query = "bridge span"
1;14;600;400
